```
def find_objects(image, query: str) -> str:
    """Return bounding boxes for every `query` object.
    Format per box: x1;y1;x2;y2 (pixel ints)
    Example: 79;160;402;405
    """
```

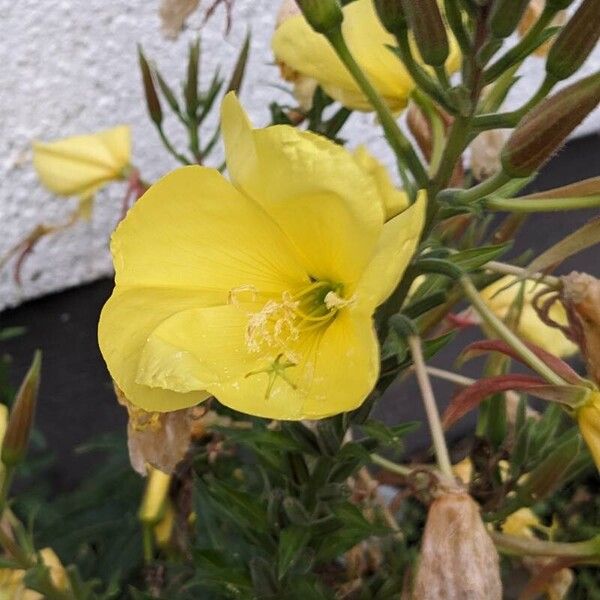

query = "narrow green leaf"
278;526;311;579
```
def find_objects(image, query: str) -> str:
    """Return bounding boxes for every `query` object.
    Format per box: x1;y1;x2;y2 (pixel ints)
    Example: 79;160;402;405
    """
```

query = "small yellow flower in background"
272;0;460;112
0;547;68;600
502;507;541;538
576;391;600;470
33;125;132;208
99;93;425;419
479;276;577;358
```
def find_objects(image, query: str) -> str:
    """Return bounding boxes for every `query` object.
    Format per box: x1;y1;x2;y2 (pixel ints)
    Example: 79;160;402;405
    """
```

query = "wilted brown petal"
159;0;201;39
411;490;502;600
470;129;508;181
562;272;600;385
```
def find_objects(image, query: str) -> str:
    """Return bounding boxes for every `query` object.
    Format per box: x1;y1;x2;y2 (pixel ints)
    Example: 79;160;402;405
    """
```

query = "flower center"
239;279;349;358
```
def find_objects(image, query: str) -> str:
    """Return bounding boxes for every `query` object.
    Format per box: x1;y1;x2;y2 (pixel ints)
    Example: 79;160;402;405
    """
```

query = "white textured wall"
1;0;599;310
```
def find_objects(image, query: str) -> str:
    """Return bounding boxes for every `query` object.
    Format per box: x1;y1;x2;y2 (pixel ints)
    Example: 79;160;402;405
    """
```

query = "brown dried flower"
411;490;502;600
561;271;600;385
159;0;201;39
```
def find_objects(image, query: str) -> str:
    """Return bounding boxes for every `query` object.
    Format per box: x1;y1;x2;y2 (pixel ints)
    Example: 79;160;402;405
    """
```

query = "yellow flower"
479;276;577;358
0;547;67;600
577;391;600;469
272;0;460;112
98;93;425;419
33;126;131;202
502;508;541;538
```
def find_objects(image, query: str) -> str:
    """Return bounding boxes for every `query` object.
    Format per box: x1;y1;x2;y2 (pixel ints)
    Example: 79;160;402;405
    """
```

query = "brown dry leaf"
411;490;502;600
561;272;600;384
159;0;201;39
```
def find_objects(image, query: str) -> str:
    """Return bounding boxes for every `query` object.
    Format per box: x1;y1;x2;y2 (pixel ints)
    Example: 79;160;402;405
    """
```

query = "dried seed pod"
412;490;502;600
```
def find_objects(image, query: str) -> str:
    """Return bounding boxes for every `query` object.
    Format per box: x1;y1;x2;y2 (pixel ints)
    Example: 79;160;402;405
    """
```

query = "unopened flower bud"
488;0;530;39
138;47;163;126
139;466;171;525
412;490;502;599
401;0;449;66
373;0;407;35
502;73;600;177
546;0;600;81
295;0;343;34
2;351;41;467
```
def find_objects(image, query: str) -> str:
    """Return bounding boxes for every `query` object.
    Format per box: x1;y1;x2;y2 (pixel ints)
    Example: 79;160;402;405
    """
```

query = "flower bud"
412;490;502;599
2;351;41;467
139;466;171;525
138;47;163;126
546;0;600;81
401;0;449;66
501;72;600;177
373;0;407;35
295;0;343;34
488;0;530;39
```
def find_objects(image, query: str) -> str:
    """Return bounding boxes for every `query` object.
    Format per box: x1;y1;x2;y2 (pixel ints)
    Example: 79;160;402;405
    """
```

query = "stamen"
228;284;258;306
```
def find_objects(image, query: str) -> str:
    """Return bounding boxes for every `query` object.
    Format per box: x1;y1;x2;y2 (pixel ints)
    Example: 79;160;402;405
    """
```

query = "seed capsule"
295;0;343;33
488;0;531;39
401;0;449;66
546;0;600;81
502;73;600;177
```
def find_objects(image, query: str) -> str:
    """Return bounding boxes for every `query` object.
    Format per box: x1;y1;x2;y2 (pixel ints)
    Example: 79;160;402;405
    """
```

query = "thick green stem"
491;531;600;560
408;336;453;478
453;169;513;203
460;275;566;386
486;195;600;213
370;454;412;477
324;26;428;188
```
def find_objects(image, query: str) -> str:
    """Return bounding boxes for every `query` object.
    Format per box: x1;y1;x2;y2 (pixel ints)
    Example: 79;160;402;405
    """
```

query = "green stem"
444;0;471;55
324;26;428;188
484;6;559;83
486;195;600;213
491;531;600;560
142;525;154;564
430;115;471;195
484;260;560;288
408;336;453;478
395;30;456;114
370;454;413;477
453;169;512;203
156;125;191;165
474;75;557;129
460;275;566;386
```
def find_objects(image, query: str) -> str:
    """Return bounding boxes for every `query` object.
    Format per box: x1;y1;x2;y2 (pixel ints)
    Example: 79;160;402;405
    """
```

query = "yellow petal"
353;145;409;220
136;302;379;420
111;165;308;293
98;286;222;412
221;93;383;285
578;393;600;470
480;276;577;357
354;192;426;312
33;125;131;199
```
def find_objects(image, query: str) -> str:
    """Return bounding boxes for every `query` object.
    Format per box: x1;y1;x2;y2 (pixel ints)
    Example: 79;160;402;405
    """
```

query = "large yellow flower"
98;93;425;420
480;276;577;358
33;126;131;202
272;0;460;112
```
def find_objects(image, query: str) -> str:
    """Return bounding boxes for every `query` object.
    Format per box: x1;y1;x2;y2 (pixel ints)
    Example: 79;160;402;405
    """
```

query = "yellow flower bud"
33;125;131;202
139;467;171;525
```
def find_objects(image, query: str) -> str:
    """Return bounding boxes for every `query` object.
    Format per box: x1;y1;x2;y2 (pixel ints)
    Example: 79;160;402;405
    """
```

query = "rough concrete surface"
1;0;599;310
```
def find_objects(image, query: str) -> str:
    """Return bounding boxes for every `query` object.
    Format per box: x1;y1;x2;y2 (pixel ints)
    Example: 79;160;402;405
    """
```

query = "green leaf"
278;526;311;579
361;420;420;445
448;243;511;272
226;32;251;94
